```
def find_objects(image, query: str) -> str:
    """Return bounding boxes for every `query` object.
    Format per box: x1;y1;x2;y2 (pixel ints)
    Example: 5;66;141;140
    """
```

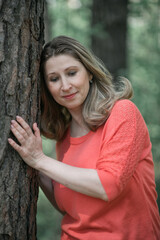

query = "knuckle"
25;125;31;133
26;125;30;131
24;133;28;138
21;129;27;137
19;135;24;141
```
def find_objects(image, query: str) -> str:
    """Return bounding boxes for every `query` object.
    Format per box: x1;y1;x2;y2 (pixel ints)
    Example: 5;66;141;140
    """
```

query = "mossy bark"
0;0;44;239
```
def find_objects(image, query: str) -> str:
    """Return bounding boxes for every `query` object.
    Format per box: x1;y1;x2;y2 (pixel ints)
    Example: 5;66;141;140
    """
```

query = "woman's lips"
63;92;77;99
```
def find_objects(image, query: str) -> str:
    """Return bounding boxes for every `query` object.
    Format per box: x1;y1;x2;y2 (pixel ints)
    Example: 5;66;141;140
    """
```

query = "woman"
8;36;160;239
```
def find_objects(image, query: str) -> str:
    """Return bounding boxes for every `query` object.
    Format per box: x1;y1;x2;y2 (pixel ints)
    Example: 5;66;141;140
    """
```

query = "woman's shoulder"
105;99;146;130
101;99;149;143
113;99;136;111
110;99;138;120
105;99;147;134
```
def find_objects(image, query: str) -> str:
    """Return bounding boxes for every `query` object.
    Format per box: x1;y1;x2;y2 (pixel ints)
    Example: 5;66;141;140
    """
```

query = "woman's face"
44;54;92;114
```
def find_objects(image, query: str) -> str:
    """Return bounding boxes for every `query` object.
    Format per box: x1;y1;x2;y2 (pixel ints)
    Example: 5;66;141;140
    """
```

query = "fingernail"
16;116;21;119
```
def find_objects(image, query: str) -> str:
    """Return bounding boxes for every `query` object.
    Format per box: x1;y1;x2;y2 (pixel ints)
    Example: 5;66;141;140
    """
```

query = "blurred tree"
46;0;92;46
128;0;160;172
128;0;160;209
37;2;159;239
91;0;128;78
44;0;52;42
0;0;44;239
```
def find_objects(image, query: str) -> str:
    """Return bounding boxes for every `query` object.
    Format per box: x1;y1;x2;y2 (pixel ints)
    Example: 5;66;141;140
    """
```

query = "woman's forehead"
45;54;83;75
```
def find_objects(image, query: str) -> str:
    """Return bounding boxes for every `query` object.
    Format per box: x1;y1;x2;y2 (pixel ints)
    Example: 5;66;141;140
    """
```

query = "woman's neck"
69;110;90;138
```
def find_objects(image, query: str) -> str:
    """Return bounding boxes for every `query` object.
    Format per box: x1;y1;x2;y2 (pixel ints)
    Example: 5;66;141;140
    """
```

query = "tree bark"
0;0;44;239
91;0;128;78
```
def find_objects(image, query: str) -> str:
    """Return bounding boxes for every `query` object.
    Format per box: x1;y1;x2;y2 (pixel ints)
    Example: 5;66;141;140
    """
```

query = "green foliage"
46;0;160;178
128;0;160;177
37;189;62;240
37;1;160;239
47;0;92;47
37;138;62;240
41;136;57;159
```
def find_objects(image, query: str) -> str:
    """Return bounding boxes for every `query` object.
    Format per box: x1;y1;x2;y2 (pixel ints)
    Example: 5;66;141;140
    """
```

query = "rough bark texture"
91;0;128;78
0;0;44;239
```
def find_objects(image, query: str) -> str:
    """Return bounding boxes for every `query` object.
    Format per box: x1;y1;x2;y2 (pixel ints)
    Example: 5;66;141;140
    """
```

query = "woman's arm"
38;172;64;214
8;116;108;201
38;156;108;201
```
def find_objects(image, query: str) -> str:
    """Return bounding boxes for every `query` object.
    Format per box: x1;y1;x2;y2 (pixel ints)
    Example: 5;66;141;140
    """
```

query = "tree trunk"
91;0;128;78
0;0;44;239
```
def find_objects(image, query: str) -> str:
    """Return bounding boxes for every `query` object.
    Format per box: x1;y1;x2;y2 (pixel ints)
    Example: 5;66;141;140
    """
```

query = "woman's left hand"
8;116;44;169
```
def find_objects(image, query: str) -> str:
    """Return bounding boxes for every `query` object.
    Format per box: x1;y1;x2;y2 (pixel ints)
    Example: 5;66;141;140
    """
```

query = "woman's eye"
50;77;58;82
68;71;76;76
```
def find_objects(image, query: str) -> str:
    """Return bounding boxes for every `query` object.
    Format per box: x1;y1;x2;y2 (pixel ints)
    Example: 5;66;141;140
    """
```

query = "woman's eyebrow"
64;66;78;71
47;71;56;76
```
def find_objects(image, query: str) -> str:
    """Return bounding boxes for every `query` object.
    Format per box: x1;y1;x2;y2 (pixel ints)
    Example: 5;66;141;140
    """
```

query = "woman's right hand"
8;116;45;169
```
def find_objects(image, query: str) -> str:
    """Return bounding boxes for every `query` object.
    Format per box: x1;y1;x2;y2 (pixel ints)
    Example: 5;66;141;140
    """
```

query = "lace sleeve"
96;100;151;201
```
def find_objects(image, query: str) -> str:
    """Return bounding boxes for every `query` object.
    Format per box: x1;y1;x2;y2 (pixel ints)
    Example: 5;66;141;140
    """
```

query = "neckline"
68;128;94;145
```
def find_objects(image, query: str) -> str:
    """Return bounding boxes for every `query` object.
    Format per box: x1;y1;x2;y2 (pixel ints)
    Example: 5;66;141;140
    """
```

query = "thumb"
33;123;40;137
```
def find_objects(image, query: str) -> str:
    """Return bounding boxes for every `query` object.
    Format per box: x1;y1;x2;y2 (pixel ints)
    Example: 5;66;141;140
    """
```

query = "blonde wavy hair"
40;35;133;141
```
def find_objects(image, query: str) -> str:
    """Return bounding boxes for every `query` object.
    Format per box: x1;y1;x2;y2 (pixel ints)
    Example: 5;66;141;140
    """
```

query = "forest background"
37;0;160;239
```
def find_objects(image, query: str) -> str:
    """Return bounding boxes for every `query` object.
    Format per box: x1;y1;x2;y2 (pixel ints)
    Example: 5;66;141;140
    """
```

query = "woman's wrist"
34;153;47;170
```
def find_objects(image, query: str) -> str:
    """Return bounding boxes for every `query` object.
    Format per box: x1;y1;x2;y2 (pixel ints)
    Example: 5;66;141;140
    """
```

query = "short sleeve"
96;100;151;201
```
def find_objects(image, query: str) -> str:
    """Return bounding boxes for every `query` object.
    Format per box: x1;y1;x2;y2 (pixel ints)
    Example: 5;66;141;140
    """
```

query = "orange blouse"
54;99;160;240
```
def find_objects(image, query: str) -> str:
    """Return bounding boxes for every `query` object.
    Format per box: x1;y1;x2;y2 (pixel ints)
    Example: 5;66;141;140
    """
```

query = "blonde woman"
8;36;160;240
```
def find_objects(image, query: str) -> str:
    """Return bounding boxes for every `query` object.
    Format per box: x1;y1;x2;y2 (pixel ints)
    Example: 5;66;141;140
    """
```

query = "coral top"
54;99;160;240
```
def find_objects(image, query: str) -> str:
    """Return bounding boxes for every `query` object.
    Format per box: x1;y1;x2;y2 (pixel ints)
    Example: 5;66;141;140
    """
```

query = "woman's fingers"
10;117;36;146
10;123;26;145
11;120;28;140
8;138;23;155
33;122;41;137
16;116;33;136
8;116;44;168
8;137;29;161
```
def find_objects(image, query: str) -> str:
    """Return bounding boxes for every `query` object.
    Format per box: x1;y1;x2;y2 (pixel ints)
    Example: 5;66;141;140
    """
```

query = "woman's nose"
61;78;72;91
